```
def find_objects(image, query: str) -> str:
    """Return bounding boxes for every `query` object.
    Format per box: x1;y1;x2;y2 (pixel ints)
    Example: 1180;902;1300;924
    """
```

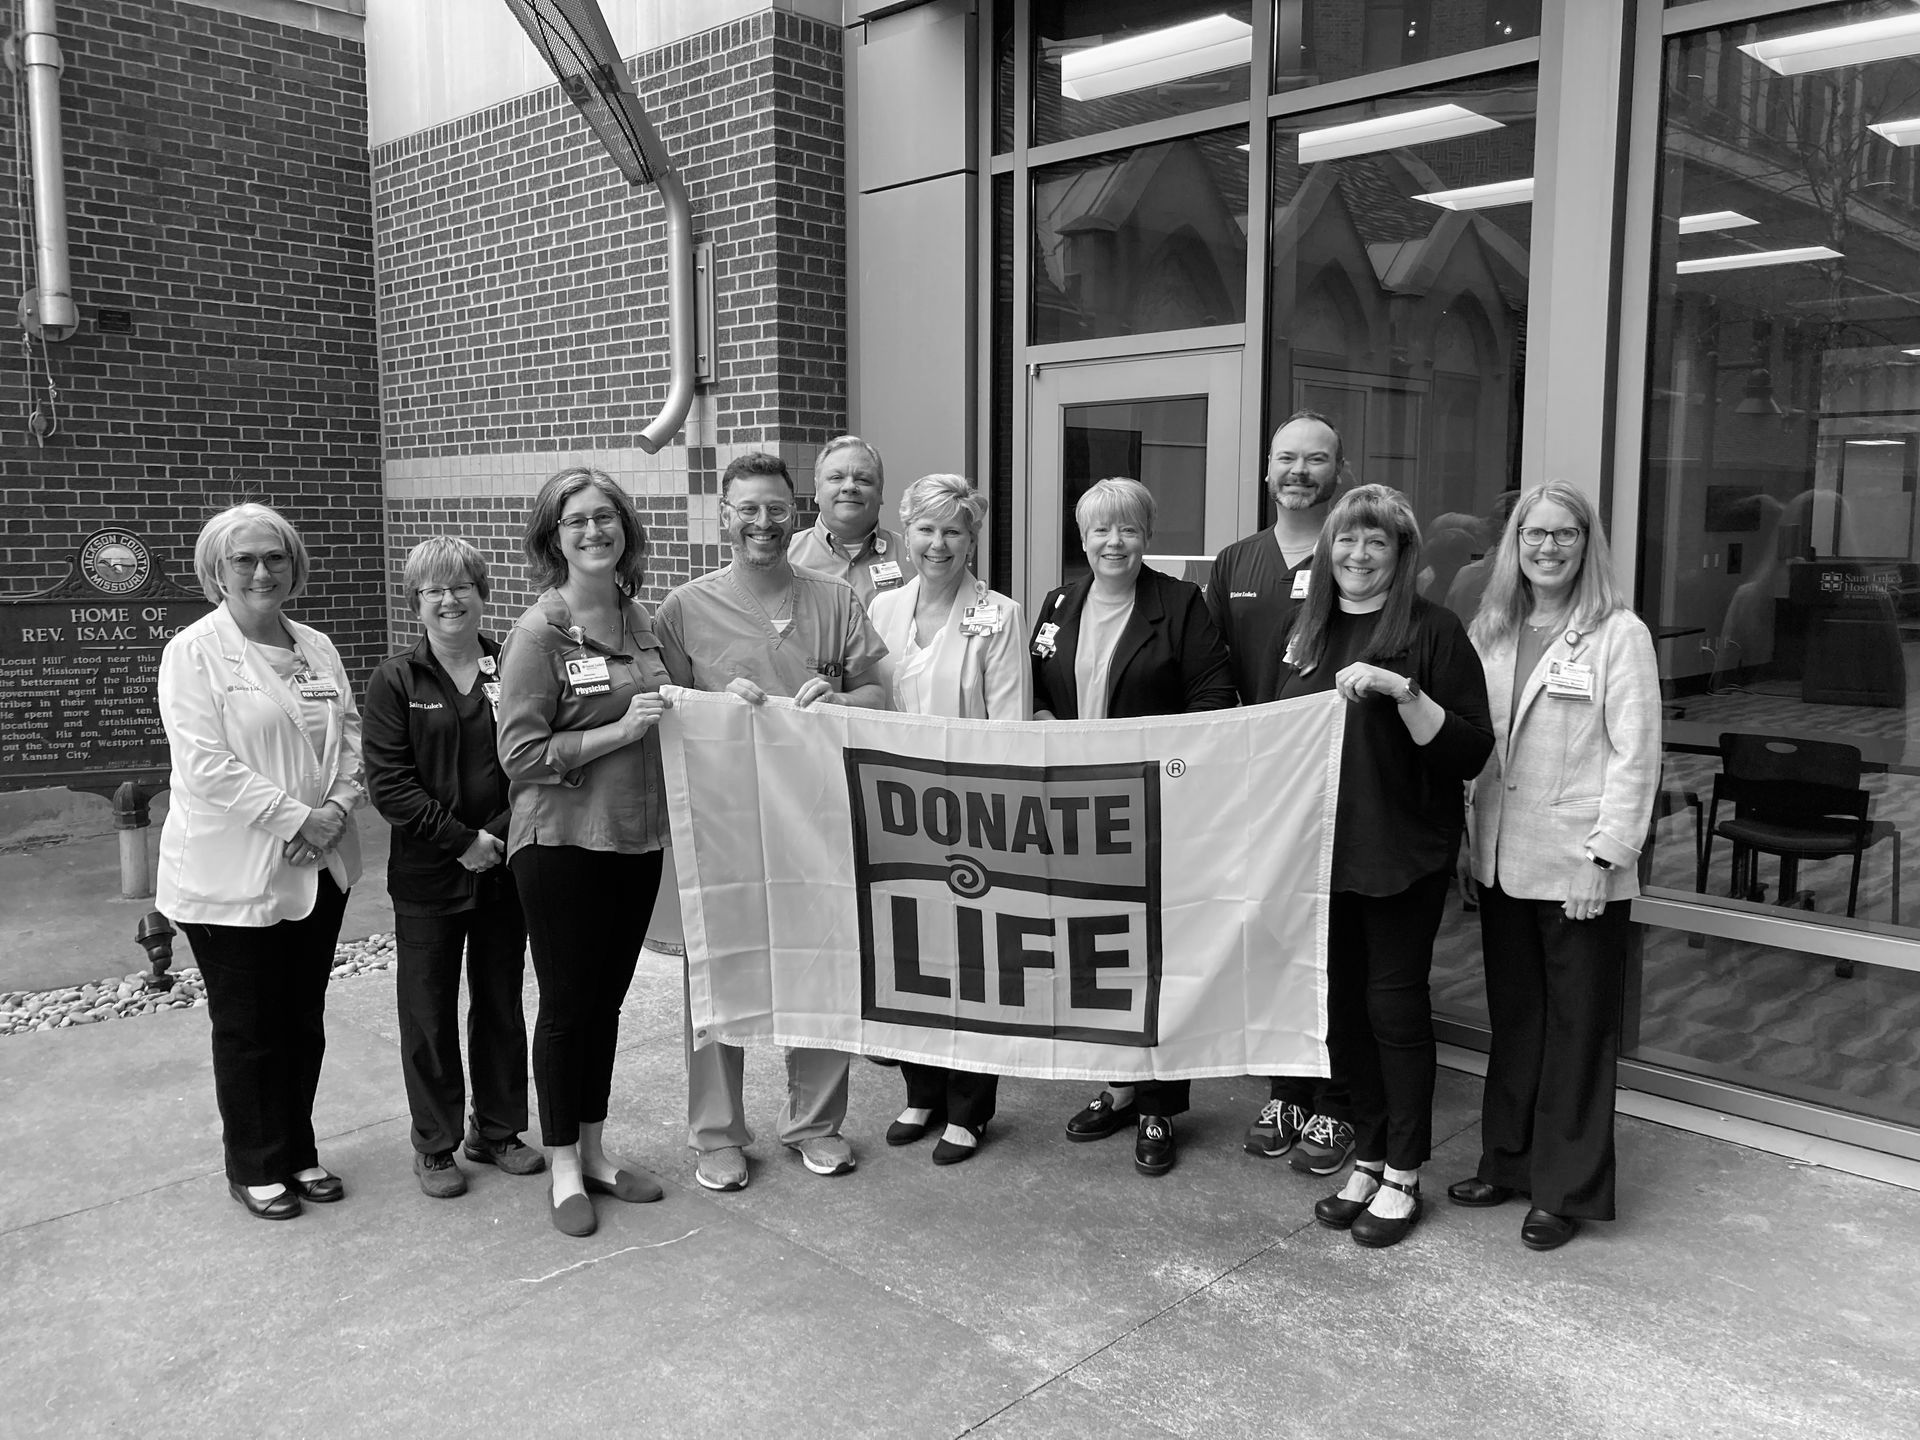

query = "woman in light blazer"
157;503;364;1220
1452;481;1660;1251
870;474;1030;1164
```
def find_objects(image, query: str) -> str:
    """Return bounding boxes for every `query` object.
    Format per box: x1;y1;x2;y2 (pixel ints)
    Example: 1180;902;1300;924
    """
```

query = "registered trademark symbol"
1165;758;1186;778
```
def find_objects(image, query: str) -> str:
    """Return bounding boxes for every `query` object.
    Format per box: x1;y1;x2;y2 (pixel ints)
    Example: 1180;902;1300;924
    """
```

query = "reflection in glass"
1274;1;1541;94
991;173;1014;588
1031;128;1248;344
1033;0;1252;148
1269;68;1534;623
1060;397;1208;584
1642;4;1920;938
993;0;1013;154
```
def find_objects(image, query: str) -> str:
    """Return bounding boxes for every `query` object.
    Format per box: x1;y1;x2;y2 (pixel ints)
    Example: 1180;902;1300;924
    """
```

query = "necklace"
729;568;795;633
1526;609;1570;632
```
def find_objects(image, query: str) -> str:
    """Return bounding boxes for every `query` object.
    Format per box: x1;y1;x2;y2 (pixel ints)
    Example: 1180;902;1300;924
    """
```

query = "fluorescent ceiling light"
1059;15;1253;102
1297;103;1501;165
1676;245;1841;274
1869;116;1920;146
1677;210;1758;235
1903;347;1920;356
1845;438;1904;445
1414;177;1534;210
1738;13;1920;76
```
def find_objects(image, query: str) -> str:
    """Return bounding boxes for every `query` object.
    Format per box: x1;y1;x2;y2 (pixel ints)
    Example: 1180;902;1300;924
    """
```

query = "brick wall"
373;9;846;647
0;0;382;681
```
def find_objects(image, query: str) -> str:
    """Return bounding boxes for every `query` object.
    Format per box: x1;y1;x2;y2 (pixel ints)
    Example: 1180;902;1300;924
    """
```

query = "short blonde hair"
1075;477;1155;539
403;536;490;600
899;473;988;534
192;503;309;604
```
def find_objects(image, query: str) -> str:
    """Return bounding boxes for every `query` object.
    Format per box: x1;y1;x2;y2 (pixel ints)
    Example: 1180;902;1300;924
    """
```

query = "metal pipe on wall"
18;0;77;340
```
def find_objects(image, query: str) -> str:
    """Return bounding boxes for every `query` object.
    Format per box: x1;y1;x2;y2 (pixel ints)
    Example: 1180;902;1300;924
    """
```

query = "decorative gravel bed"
0;933;397;1037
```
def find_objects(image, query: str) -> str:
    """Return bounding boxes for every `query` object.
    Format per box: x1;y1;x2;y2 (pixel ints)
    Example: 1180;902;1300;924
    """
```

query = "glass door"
1025;350;1246;601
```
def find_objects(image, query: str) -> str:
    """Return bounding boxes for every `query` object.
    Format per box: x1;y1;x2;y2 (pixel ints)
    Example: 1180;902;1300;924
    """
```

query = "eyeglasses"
559;510;621;534
227;551;291;574
418;583;478;603
1519;526;1586;549
728;503;795;523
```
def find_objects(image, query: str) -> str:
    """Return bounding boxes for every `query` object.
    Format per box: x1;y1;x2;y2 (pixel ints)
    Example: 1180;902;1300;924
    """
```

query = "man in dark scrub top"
1206;409;1357;1178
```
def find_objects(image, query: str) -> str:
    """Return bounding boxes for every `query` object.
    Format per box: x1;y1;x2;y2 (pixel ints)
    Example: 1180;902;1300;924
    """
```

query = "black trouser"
1474;881;1629;1220
1095;1079;1189;1116
512;844;662;1147
1327;870;1450;1171
394;871;530;1156
183;874;348;1187
900;1064;998;1131
1268;1075;1350;1120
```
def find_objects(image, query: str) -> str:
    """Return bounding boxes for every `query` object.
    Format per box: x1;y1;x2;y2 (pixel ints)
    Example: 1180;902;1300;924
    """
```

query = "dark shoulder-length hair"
1470;480;1625;650
1287;484;1424;672
521;465;648;596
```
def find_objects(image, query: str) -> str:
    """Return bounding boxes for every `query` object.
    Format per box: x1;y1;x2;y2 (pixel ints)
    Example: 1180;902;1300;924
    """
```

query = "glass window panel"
994;0;1014;155
1060;396;1210;584
991;173;1015;589
1030;127;1248;345
1033;0;1253;149
1268;68;1534;580
1624;923;1920;1132
1273;1;1540;95
1641;4;1920;942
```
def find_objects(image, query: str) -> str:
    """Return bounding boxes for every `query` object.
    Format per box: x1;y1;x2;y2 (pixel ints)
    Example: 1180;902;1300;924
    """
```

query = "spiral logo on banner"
843;749;1164;1046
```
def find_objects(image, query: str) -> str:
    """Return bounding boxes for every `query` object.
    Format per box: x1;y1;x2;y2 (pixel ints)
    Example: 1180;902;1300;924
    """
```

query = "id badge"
1544;659;1594;701
482;680;502;718
961;603;1004;637
1290;570;1311;600
869;559;905;588
294;670;340;701
565;655;612;696
1033;621;1060;658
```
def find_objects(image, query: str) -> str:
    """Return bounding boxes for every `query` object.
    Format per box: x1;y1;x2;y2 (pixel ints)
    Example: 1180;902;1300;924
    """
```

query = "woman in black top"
1029;477;1235;1178
364;537;539;1199
1262;485;1493;1248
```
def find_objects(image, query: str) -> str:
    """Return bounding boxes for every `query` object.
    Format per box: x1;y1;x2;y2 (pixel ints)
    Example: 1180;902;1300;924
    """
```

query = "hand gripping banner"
659;689;1344;1082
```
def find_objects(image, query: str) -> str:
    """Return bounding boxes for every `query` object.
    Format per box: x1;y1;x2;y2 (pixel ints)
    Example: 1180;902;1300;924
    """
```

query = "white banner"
659;689;1343;1081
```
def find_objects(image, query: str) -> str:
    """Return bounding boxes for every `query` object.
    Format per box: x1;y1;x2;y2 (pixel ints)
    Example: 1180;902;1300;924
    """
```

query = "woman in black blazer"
1030;477;1235;1177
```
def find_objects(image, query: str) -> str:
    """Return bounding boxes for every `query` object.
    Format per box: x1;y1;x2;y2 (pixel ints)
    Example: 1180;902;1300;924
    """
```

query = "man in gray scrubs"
658;450;889;1193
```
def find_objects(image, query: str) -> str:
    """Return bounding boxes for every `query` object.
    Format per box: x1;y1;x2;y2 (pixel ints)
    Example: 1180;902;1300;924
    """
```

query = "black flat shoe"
1065;1091;1137;1141
931;1126;983;1166
886;1111;944;1146
1446;1176;1514;1208
289;1170;344;1204
1314;1167;1382;1230
1351;1176;1423;1249
1133;1116;1175;1176
229;1180;301;1221
551;1190;596;1238
582;1168;662;1203
1521;1207;1579;1251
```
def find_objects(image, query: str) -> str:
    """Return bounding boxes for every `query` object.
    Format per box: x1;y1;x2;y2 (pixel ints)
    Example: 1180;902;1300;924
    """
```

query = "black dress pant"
394;870;530;1156
1474;881;1629;1220
183;874;349;1186
1327;869;1450;1171
1098;1079;1189;1116
900;1063;998;1131
1269;1074;1350;1120
512;844;662;1148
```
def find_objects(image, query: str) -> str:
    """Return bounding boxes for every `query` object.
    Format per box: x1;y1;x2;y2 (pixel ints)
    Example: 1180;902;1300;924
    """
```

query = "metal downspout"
17;0;76;339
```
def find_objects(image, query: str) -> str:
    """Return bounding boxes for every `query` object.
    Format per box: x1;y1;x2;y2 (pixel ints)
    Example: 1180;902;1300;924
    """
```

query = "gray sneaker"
1244;1099;1308;1157
1289;1114;1357;1176
788;1134;856;1177
695;1145;750;1192
414;1149;468;1198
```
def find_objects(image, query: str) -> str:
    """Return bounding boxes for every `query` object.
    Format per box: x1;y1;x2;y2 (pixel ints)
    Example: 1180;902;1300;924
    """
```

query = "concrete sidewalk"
5;941;1917;1439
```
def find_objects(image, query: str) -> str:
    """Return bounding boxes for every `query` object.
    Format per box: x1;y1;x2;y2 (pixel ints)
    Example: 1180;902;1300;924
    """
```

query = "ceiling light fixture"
1297;102;1501;164
1738;13;1920;76
1869;115;1920;146
1677;245;1841;274
1844;438;1905;445
1413;176;1534;210
1059;14;1253;102
1677;210;1758;234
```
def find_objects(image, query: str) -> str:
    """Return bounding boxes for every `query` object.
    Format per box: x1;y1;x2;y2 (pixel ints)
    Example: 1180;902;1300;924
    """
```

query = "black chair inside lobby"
1696;732;1901;975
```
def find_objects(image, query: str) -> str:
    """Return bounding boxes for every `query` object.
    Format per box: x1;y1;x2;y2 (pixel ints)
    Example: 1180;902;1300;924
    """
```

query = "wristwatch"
1589;853;1614;871
1396;676;1423;706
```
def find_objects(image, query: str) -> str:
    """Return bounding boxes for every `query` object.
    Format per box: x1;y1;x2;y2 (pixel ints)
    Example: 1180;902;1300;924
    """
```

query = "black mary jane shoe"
1350;1176;1423;1249
229;1180;302;1221
1520;1207;1579;1252
931;1125;984;1166
289;1169;344;1204
1446;1176;1515;1208
886;1111;945;1147
1314;1167;1384;1230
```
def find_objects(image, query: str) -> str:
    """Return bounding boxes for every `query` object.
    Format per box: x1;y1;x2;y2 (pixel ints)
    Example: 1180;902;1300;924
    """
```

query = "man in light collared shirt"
786;433;907;607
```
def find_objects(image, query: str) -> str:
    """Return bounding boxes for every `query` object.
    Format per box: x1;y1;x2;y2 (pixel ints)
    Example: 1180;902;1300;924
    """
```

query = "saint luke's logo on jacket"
843;750;1163;1045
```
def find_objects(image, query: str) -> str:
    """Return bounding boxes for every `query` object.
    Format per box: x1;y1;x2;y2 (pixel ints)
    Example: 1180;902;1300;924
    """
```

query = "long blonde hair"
1470;481;1626;648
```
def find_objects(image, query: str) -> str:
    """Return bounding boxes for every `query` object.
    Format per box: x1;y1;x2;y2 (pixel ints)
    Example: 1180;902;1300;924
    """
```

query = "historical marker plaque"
0;529;210;795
